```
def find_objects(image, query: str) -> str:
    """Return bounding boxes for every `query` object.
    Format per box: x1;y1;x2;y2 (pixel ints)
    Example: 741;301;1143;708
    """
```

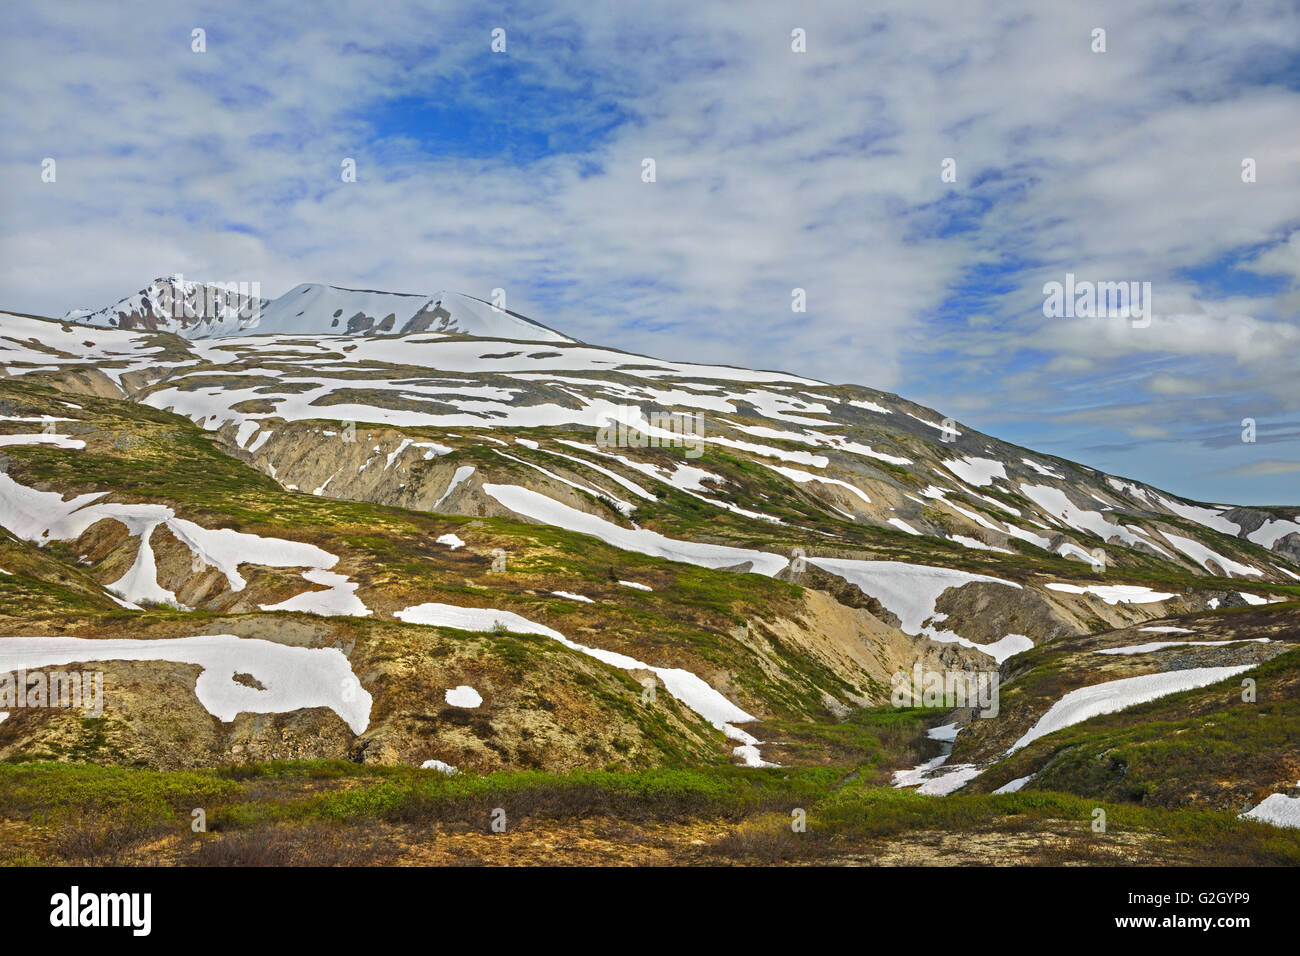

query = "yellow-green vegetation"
4;750;1299;866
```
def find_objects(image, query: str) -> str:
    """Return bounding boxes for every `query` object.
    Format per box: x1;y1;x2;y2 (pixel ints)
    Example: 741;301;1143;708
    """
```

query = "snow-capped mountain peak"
63;274;263;338
64;277;574;344
253;284;573;342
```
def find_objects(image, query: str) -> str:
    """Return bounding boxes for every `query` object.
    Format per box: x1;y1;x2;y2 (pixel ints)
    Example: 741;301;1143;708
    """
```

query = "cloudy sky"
2;1;1298;504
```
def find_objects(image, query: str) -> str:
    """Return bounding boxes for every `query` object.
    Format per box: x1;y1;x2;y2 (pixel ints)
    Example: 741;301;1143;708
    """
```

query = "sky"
2;0;1298;505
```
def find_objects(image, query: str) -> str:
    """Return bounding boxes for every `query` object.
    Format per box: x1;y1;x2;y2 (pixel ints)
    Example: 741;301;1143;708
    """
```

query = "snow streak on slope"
1008;666;1255;753
0;433;85;450
1044;583;1175;605
1019;483;1173;557
1094;638;1270;655
483;484;790;575
1158;530;1262;577
393;602;772;766
1152;493;1241;536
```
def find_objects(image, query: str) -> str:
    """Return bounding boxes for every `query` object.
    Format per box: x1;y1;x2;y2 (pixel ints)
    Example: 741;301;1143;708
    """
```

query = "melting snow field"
913;764;983;795
892;722;982;793
808;558;1020;634
948;633;1035;664
0;313;171;389
394;601;773;766
0;472;369;616
1248;517;1300;548
1009;666;1254;753
808;557;1027;661
1045;582;1175;605
0;635;371;732
1239;793;1300;829
943;456;1006;487
258;568;369;617
136;335;825;447
891;753;950;789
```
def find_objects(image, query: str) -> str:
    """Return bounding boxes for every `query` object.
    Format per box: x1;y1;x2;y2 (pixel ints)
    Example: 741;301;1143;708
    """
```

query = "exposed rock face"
777;561;900;626
755;589;989;708
63;276;263;337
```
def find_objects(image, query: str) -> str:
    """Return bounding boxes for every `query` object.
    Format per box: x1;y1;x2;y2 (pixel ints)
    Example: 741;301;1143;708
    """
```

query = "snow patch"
552;591;594;603
993;774;1036;794
944;456;1007;487
1045;582;1175;605
420;760;459;775
444;685;482;708
1240;793;1300;829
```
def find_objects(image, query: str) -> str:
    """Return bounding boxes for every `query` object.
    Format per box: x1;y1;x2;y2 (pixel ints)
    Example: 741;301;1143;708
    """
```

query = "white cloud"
1;0;1298;501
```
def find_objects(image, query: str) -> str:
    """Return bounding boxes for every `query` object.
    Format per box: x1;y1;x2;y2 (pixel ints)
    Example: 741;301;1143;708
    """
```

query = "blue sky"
2;0;1298;504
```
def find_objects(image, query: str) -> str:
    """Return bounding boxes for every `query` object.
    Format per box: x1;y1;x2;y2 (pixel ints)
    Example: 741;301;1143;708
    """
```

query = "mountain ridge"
62;275;574;344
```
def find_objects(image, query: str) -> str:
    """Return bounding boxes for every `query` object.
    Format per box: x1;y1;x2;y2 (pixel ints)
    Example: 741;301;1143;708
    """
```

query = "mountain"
1;289;1298;865
253;284;574;342
62;275;264;338
64;276;573;343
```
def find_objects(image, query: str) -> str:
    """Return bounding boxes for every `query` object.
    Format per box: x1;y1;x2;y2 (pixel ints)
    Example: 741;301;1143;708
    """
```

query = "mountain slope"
2;294;1297;837
13;298;1299;588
